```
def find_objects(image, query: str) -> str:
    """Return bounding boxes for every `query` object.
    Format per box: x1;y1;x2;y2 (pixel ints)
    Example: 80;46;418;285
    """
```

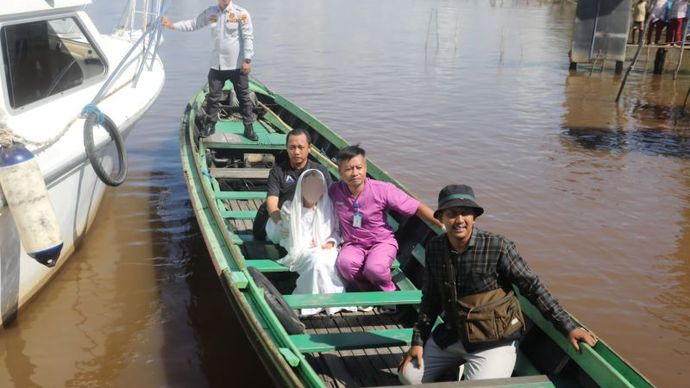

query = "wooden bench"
246;258;401;273
284;290;421;309
210;168;270;180
214;190;267;200
290;328;412;353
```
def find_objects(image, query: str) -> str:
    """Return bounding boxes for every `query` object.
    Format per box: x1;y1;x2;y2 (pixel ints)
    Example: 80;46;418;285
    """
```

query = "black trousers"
205;68;254;125
252;201;269;240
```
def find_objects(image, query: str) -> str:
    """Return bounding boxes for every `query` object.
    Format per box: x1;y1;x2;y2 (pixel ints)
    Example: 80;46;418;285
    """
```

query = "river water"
0;0;688;387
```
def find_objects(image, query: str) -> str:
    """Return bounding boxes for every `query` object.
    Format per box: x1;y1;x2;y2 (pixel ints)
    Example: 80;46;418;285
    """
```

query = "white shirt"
173;3;254;71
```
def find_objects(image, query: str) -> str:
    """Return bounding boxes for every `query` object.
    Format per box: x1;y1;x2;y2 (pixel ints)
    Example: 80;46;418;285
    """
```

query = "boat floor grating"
303;310;406;387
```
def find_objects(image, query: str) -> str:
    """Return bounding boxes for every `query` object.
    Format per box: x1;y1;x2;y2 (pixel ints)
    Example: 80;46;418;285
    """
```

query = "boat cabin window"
1;16;106;109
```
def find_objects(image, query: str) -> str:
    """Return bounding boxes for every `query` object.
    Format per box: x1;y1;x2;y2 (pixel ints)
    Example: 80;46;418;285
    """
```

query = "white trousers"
398;337;517;384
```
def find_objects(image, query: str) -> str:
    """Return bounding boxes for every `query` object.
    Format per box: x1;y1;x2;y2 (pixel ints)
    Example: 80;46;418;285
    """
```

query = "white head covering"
279;169;338;268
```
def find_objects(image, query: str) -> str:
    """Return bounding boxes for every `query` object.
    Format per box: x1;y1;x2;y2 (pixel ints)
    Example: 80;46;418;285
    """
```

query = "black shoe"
243;123;258;141
200;122;215;138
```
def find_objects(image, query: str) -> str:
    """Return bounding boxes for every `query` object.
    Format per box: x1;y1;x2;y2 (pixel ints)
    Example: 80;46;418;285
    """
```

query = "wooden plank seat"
453;375;555;387
221;209;258;219
246;258;401;273
290;328;412;353
284;290;421;309
214;191;267;200
203;132;287;150
210;168;271;180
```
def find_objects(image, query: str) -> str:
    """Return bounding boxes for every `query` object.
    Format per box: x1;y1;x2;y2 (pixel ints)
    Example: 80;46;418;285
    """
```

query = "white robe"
271;169;353;316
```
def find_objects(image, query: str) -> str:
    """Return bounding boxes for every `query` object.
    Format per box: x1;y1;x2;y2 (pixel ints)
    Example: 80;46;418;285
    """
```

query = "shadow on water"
142;134;273;386
561;125;690;159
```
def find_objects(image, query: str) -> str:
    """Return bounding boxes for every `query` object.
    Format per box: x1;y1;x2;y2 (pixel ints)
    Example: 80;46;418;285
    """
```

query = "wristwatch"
244;59;251;64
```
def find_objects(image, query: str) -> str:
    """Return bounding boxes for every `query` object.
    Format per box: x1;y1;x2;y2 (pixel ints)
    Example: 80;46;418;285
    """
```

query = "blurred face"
301;174;324;207
440;206;476;243
287;134;311;168
338;155;367;191
218;0;231;10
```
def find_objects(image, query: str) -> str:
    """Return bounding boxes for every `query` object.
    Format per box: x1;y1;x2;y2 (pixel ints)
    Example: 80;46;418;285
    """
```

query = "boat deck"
216;183;410;387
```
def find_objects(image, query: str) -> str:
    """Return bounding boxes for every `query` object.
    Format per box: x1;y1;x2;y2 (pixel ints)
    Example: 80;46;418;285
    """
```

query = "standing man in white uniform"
162;0;257;141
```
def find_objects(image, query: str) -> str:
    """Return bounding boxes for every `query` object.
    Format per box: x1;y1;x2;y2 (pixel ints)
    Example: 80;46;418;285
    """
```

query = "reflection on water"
562;73;690;159
0;0;689;386
562;126;690;158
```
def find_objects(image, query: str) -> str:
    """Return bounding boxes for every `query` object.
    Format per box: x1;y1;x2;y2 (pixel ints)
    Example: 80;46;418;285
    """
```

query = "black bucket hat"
434;184;484;219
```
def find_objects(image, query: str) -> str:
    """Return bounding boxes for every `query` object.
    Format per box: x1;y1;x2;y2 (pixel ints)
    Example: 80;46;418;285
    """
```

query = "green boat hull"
179;80;654;388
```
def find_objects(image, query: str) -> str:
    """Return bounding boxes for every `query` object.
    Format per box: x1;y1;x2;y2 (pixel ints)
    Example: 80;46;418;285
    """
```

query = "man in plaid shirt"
399;184;597;384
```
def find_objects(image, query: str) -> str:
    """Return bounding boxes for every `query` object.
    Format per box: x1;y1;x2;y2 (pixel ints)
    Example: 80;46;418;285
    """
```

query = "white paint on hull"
0;7;166;326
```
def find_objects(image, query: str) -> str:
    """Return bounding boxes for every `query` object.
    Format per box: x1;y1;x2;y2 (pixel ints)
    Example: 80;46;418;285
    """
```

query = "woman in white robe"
269;169;351;316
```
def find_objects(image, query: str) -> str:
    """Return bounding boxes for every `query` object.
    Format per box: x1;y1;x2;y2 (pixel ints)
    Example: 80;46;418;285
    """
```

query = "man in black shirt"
252;128;332;240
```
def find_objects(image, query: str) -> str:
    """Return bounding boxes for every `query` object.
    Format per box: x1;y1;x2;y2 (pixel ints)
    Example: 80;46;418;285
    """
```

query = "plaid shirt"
411;228;577;348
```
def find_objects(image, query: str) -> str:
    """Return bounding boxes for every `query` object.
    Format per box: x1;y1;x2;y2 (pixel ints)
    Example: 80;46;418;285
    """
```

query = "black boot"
200;121;215;138
243;123;258;141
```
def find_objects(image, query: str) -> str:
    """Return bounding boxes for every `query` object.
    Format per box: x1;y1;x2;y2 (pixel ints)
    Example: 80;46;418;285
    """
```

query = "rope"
0;108;13;148
0;106;80;152
81;103;105;125
0;0;168;153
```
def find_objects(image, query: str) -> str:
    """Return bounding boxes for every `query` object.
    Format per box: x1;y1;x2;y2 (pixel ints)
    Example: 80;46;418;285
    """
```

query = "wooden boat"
179;80;654;387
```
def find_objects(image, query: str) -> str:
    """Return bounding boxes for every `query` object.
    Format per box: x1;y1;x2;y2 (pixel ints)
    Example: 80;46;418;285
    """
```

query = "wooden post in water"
615;60;624;73
654;48;667;74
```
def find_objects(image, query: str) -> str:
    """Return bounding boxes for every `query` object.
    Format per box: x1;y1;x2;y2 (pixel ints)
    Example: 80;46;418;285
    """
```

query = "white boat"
0;0;166;326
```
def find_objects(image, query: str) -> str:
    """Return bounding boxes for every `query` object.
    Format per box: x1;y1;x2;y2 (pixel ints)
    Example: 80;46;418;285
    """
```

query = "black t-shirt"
266;159;332;208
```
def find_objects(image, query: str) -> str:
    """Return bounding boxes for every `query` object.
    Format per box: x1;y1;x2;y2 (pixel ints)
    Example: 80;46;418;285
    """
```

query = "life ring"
248;267;305;335
83;107;127;187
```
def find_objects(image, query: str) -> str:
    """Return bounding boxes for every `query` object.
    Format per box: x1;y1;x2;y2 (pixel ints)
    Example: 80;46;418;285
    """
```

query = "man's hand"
568;327;597;352
241;62;252;75
321;241;335;250
161;16;174;29
398;345;423;373
269;210;281;224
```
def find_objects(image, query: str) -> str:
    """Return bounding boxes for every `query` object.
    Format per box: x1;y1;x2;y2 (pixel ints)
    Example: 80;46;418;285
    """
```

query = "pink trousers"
336;242;398;292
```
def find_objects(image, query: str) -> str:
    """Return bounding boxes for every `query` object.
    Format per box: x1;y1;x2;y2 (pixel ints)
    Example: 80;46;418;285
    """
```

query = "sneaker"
200;121;215;138
300;308;323;317
243;123;258;141
358;306;374;312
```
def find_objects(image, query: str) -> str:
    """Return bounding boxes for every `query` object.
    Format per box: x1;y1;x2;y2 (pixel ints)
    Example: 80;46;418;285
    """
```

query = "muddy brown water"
1;0;688;386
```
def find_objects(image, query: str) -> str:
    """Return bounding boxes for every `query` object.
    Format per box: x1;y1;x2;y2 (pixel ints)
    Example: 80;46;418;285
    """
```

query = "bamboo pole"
616;0;660;103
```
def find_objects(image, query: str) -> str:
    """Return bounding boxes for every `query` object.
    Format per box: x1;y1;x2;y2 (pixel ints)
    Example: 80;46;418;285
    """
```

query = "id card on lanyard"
352;199;363;228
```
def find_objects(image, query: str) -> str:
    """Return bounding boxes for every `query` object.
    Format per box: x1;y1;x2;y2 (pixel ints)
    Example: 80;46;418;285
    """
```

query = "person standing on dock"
668;0;688;45
330;145;442;294
648;0;669;44
253;129;332;242
161;0;258;141
398;184;597;384
631;0;647;44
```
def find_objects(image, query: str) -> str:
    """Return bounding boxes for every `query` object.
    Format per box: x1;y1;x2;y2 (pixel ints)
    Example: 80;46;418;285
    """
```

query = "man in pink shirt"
329;145;441;292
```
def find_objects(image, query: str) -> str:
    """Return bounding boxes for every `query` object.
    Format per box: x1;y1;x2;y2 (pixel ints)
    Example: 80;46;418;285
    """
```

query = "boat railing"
92;0;168;104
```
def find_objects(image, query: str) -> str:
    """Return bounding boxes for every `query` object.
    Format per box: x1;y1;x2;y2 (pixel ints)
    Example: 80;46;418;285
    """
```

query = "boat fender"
248;267;305;335
0;143;63;267
82;104;127;187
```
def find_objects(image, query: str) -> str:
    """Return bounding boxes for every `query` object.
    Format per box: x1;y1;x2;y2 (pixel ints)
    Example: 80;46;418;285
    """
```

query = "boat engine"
0;143;63;267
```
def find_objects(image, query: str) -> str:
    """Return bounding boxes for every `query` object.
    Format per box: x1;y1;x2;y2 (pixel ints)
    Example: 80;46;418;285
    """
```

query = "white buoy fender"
0;143;63;267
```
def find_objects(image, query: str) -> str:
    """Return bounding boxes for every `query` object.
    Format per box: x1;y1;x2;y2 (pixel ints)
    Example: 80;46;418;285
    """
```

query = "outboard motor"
0;142;63;267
